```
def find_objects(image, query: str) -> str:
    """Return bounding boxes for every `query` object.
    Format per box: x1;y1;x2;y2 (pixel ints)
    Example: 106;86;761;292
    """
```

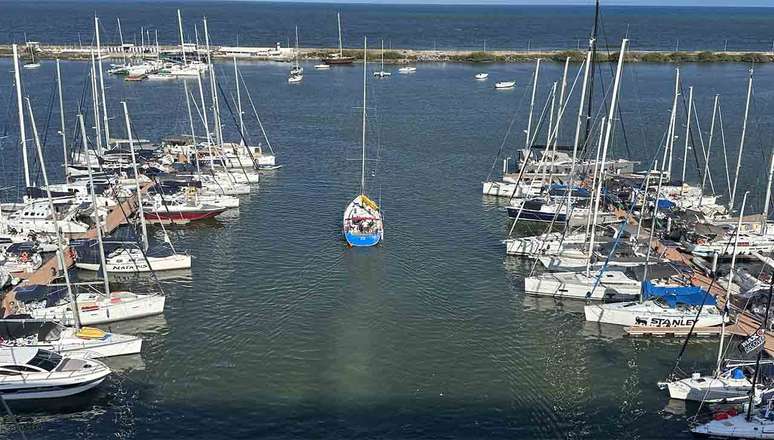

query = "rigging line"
669;221;749;378
237;68;275;156
596;9;632;159
692;96;716;195
717;101;733;199
484;69;534;182
213;74;259;173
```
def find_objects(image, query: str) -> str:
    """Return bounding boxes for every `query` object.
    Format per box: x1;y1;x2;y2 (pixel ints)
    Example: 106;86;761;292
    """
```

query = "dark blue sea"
2;1;774;52
1;2;774;440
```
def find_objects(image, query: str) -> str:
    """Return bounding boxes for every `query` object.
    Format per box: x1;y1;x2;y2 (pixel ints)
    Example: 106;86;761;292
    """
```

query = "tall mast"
95;16;110;147
204;17;223;147
56;59;68;181
699;95;719;208
681;86;693;184
196;73;213;145
717;191;748;374
26;98;80;329
524;59;541;149
360;36;367;195
586;38;628;275
79;114;110;296
572;48;592;166
763;153;774;236
295;26;300;69
665;68;680;180
122;102;148;251
730;68;753;211
155;29;160;62
556;56;570;145
12;44;31;191
178;9;188;64
381;39;385;71
337;12;344;57
233;57;246;146
117;17;127;65
584;0;600;142
183;80;200;175
90;50;103;154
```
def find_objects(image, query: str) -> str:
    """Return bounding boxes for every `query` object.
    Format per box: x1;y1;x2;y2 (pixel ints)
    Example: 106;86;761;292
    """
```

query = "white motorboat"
314;64;331;70
398;66;417;74
30;290;166;326
1;320;142;358
4;198;89;235
495;80;516;89
475;73;488;80
524;270;641;301
0;347;111;400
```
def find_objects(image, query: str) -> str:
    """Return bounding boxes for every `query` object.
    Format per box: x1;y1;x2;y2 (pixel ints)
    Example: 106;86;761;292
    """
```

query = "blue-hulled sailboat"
343;37;384;247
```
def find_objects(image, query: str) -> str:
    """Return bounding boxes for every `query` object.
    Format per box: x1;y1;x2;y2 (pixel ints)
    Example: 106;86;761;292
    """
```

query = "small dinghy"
0;347;111;400
314;64;331;70
398;66;417;74
475;73;488;80
495;80;516;89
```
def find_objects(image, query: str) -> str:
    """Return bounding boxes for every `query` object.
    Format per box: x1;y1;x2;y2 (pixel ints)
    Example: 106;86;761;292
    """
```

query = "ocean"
0;2;773;440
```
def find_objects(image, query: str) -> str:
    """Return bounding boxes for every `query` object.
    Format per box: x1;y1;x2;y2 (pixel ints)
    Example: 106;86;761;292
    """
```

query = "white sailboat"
343;37;384;248
373;40;391;78
495;80;516;89
475;73;488;80
288;26;303;83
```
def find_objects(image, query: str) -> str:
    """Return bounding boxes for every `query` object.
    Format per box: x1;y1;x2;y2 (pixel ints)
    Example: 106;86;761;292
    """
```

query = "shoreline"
1;44;772;64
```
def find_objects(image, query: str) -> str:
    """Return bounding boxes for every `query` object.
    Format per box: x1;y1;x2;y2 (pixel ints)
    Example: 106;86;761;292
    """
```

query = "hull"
143;208;226;223
325;57;354;65
33;293;166;325
345;231;382;247
0;376;107;400
584;303;725;328
76;254;192;273
667;377;753;403
524;272;641;301
691;414;774;438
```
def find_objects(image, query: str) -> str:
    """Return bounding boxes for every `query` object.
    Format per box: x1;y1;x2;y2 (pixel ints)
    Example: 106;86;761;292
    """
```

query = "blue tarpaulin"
641;280;715;307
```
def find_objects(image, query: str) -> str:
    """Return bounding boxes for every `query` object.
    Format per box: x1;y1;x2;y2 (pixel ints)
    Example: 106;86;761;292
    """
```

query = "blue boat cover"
641;280;716;307
656;199;675;210
13;284;69;308
345;231;381;247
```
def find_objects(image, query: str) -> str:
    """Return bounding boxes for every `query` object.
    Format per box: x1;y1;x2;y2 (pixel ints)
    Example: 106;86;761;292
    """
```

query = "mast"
56;60;68;181
681;86;693;184
155;29;160;62
196;73;213;145
585;118;606;271
665;68;680;179
78;114;111;296
763;153;774;236
12;44;31;192
699;95;719;208
572;50;592;160
641;159;667;289
584;0;600;141
95;16;110;147
556;56;570;145
204;17;223;147
26;98;80;329
717;191;748;374
586;39;628;275
525;59;541;149
90;50;103;154
117;18;127;65
233;57;246;147
295;26;300;69
178;9;187;64
121;102;149;252
183;80;200;175
381;39;385;72
730;68;753;211
360;36;367;196
337;12;344;57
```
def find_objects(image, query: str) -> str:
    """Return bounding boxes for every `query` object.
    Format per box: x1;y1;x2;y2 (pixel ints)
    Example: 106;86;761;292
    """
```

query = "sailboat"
325;12;354;65
288;26;303;83
22;35;40;69
343;37;384;248
690;266;774;438
373;39;391;78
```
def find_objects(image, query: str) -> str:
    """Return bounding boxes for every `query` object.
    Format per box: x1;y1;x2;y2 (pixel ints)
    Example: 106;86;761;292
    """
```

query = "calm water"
1;15;774;440
2;1;774;52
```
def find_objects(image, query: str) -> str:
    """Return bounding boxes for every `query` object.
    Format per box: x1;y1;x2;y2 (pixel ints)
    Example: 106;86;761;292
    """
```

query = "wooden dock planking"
625;324;745;338
1;185;149;317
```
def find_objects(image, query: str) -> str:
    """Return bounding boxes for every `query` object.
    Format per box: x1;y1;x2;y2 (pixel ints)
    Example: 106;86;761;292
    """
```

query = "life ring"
19;252;30;263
